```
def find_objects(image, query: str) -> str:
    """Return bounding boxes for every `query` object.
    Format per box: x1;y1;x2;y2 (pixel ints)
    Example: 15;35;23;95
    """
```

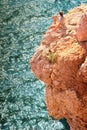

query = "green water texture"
0;0;87;130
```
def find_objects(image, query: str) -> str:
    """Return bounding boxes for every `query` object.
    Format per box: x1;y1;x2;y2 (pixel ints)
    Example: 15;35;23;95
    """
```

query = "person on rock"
44;12;65;41
50;11;65;29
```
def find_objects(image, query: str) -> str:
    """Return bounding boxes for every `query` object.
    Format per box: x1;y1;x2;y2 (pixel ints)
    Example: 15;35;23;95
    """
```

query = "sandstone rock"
30;4;87;130
76;13;87;42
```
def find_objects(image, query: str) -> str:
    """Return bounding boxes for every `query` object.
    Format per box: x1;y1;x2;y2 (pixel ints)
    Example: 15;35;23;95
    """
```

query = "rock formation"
30;4;87;130
76;12;87;42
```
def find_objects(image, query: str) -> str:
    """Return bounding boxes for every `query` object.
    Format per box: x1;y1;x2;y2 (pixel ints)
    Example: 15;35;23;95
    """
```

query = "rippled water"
0;0;87;130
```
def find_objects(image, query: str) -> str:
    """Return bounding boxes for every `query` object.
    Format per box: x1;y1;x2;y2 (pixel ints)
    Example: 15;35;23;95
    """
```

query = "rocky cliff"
30;4;87;130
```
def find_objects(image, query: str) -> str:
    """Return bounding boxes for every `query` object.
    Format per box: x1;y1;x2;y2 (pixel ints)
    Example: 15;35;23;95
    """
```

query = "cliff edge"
30;4;87;130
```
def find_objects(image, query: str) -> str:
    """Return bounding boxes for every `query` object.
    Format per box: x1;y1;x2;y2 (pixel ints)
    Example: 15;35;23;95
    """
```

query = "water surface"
0;0;87;130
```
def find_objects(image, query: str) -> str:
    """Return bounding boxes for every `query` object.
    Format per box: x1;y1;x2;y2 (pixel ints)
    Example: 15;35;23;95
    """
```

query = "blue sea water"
0;0;87;130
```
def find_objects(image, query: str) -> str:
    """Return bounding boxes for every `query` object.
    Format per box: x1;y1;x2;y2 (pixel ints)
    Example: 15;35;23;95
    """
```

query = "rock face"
30;4;87;130
76;13;87;42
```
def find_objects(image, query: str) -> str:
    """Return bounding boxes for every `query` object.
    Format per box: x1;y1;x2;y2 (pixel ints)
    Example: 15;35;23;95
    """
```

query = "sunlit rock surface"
30;4;87;130
76;13;87;42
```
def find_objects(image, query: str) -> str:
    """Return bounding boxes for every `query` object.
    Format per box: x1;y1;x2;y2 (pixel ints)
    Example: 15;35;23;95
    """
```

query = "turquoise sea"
0;0;87;130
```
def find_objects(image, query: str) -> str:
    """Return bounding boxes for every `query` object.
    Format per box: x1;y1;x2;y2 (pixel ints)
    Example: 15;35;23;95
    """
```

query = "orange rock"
30;4;87;130
76;13;87;42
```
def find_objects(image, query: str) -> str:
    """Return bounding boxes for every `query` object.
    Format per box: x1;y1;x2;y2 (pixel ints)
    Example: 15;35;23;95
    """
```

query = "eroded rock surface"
76;13;87;42
30;4;87;130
